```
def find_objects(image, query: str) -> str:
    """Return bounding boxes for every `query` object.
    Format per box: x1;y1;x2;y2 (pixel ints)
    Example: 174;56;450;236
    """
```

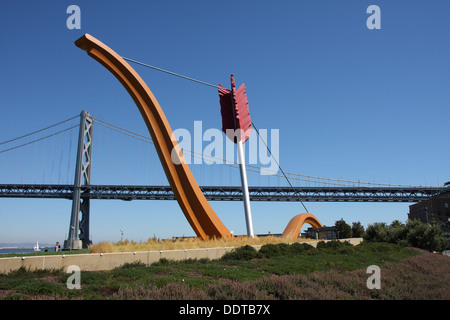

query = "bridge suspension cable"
92;114;441;189
0;115;79;147
0;114;80;184
2;58;441;189
0;125;79;154
251;121;309;212
95;118;154;144
0;112;443;189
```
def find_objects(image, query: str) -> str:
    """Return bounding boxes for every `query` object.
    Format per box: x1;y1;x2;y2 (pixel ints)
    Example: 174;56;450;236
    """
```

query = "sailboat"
33;241;40;252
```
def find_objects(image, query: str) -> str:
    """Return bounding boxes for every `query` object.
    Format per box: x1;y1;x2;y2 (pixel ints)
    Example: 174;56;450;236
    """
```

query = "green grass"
0;250;91;258
1;241;448;300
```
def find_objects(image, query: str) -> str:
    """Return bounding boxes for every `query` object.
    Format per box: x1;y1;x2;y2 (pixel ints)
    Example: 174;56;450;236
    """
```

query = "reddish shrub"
113;249;450;300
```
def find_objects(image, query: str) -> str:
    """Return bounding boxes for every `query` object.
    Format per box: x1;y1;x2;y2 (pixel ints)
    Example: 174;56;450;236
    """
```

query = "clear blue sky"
1;1;449;244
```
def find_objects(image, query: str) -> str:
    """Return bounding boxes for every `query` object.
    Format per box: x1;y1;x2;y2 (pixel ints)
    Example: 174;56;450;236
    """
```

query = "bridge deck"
0;184;446;202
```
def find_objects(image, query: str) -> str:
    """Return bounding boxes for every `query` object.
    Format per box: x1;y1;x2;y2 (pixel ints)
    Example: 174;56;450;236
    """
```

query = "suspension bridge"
0;111;444;202
0;110;447;248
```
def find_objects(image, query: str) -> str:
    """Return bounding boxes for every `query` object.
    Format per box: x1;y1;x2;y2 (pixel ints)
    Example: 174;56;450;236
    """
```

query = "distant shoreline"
0;247;54;255
0;247;53;250
0;243;54;249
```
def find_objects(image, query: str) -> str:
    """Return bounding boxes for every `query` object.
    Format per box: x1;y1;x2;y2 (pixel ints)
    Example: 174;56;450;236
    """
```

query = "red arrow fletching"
218;75;252;143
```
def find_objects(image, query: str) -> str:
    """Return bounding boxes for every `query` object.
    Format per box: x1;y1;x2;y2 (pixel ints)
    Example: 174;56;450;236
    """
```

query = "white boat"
33;241;40;252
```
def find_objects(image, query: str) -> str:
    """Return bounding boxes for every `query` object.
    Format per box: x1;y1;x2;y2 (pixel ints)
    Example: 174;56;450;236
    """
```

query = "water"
0;247;54;255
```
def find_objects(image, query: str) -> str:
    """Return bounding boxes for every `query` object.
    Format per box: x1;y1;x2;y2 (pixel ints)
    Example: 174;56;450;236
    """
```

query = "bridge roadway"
0;184;446;202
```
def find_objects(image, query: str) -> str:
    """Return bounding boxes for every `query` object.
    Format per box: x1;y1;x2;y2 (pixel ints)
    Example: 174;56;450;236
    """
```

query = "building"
302;226;338;240
409;191;450;224
318;226;338;240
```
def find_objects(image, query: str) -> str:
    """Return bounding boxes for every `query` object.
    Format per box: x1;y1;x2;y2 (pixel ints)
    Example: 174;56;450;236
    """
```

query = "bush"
355;241;404;253
386;220;408;245
406;220;448;252
152;258;170;266
316;240;354;253
289;242;316;255
364;219;449;252
14;280;66;296
364;222;390;243
258;243;290;258
120;261;147;269
221;245;258;261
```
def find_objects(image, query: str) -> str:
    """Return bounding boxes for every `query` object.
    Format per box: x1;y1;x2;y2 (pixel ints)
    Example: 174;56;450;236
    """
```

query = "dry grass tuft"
89;236;312;253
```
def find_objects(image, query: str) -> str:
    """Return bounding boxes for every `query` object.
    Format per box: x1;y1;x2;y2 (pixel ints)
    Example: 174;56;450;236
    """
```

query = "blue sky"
0;1;449;244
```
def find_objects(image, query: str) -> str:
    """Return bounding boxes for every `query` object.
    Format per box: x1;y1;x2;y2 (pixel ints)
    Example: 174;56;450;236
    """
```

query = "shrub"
364;219;449;252
221;245;258;261
14;280;66;296
258;243;290;258
386;220;407;245
355;241;404;253
316;240;354;253
364;222;390;243
120;261;147;269
316;241;327;250
7;267;63;278
3;293;29;300
289;242;316;255
152;258;170;266
406;220;448;252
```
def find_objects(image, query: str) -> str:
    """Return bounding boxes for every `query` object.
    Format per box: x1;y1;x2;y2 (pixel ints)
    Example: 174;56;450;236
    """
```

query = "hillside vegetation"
89;235;316;253
1;241;449;300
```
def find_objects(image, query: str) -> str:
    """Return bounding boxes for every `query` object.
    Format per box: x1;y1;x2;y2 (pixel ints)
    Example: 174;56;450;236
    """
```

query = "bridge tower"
64;110;93;250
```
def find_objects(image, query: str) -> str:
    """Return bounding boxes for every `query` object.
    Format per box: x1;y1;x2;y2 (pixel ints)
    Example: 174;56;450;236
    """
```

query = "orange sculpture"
75;34;231;240
75;34;322;241
281;213;323;239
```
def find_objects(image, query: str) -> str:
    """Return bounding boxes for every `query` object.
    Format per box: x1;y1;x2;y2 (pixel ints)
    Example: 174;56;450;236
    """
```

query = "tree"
364;219;449;252
351;221;365;237
364;222;389;243
406;219;448;252
335;218;352;239
387;220;407;245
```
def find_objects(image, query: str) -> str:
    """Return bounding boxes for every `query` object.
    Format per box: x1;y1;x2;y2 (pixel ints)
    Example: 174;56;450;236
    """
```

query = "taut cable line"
122;56;309;212
122;57;220;89
0;115;79;146
0;125;79;154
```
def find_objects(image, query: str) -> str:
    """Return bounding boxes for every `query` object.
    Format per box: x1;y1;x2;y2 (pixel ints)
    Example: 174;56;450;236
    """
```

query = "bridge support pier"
64;110;93;250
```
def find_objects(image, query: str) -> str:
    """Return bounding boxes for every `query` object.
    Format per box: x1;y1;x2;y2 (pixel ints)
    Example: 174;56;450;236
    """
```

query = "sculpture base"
64;239;83;250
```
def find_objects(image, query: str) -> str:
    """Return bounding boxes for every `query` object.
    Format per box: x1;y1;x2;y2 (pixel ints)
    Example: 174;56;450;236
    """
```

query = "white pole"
229;75;254;238
236;137;254;237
